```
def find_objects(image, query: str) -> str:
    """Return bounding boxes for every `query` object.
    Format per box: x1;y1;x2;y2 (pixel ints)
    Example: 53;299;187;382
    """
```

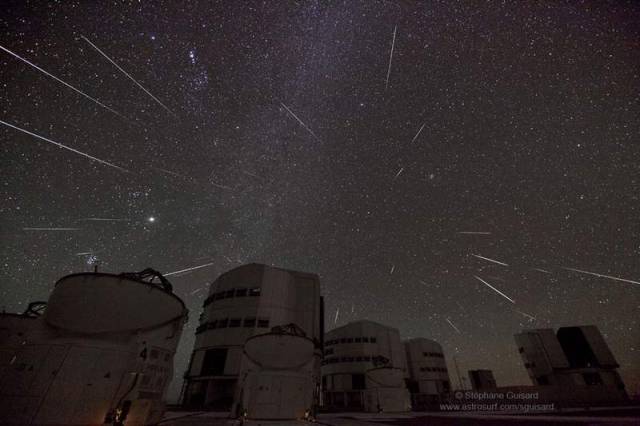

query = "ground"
159;408;640;426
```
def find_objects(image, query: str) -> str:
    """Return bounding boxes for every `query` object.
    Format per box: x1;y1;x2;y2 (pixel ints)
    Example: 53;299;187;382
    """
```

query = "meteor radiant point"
0;44;128;121
0;120;129;172
474;275;516;304
563;267;640;286
472;254;509;267
81;35;176;117
280;102;321;142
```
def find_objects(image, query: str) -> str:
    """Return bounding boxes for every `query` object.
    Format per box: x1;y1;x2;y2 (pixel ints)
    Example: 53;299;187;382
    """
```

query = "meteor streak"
81;35;176;117
385;25;397;89
390;264;395;274
474;275;515;304
563;267;640;286
532;268;551;274
0;120;129;172
23;227;81;231
514;309;536;322
472;254;509;267
80;218;129;222
280;102;321;142
150;166;195;181
394;167;404;179
411;122;426;143
458;231;492;235
0;44;127;120
334;307;340;324
446;318;461;334
164;262;216;277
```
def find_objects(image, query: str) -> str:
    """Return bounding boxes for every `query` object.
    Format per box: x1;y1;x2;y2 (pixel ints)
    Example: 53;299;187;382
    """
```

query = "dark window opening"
225;289;235;298
218;318;229;328
201;348;227;376
235;288;247;297
229;318;242;327
537;375;550;385
352;374;366;390
257;318;269;328
249;287;261;296
243;318;256;327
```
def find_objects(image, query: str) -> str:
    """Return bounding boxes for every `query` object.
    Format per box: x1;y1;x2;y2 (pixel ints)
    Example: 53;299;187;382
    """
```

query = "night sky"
1;1;639;401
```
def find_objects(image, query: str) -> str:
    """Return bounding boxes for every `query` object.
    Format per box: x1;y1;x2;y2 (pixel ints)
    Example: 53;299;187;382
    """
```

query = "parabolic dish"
44;273;186;334
244;333;314;370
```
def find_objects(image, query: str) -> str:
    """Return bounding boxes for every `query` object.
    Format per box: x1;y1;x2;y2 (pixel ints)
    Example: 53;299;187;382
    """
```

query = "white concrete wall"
322;321;407;392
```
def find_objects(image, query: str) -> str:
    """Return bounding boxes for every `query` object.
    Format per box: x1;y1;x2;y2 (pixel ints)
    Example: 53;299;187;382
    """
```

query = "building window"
235;288;248;297
355;337;362;343
352;374;366;390
225;289;235;298
249;287;261;296
362;337;369;343
244;318;256;328
324;348;334;356
518;347;524;353
208;320;217;329
442;381;450;391
201;348;228;376
257;318;270;328
340;338;347;343
370;337;377;343
355;356;363;362
218;318;229;328
229;318;242;327
537;375;550;385
214;292;225;300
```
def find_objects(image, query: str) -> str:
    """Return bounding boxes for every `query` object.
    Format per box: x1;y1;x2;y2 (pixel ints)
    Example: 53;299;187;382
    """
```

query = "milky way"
1;1;639;400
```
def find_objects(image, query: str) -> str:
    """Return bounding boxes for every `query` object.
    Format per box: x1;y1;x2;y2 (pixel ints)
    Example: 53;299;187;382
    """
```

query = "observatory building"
321;320;411;412
404;338;451;409
514;325;628;404
0;269;188;426
468;369;497;390
181;263;324;419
